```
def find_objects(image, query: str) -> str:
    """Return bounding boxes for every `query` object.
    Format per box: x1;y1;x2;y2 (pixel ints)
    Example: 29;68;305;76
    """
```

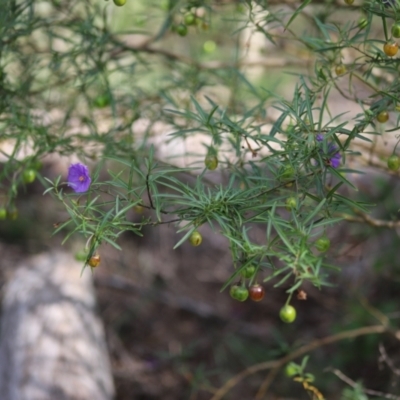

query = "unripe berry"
22;169;36;184
392;24;400;38
113;0;126;6
176;24;188;37
279;305;297;323
377;111;389;123
387;155;400;171
229;285;249;302
315;236;330;252
184;13;196;26
335;64;346;76
204;154;218;170
240;265;256;279
189;230;202;246
285;197;297;211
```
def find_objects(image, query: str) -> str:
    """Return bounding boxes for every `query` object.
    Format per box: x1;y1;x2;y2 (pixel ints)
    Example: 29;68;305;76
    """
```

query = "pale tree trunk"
0;252;115;400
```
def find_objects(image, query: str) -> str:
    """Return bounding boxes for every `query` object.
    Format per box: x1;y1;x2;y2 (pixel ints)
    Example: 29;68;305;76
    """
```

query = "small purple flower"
316;134;341;169
67;163;91;193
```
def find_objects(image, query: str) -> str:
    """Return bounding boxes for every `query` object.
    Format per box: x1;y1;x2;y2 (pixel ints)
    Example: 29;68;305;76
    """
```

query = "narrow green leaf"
285;0;312;31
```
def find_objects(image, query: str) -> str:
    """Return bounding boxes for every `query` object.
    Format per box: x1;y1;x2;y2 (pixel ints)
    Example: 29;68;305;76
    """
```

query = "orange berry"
383;41;399;57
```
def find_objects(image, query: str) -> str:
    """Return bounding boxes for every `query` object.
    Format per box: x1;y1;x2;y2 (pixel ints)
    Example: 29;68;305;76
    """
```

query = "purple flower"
67;163;91;193
316;134;341;169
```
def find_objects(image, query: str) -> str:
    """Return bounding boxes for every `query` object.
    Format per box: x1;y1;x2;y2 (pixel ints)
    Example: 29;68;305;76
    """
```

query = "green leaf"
285;0;312;31
303;198;326;225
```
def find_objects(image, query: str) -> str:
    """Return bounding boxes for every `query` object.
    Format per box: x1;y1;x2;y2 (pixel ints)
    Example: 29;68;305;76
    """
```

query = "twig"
341;210;400;229
244;136;258;157
327;368;400;400
255;367;280;399
145;171;154;210
379;343;400;376
210;325;390;400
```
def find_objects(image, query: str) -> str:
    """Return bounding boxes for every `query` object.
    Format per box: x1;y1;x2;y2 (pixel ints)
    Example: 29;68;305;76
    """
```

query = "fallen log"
0;251;115;400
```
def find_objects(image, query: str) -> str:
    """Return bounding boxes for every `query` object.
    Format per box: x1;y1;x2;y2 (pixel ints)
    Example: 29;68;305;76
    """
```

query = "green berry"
285;197;297;211
387;155;400;171
284;362;299;377
335;64;347;76
229;285;249;302
22;169;36;184
279;305;297;323
113;0;126;6
358;18;368;30
75;250;88;262
203;40;217;53
315;236;330;252
0;208;7;220
176;24;188;37
240;265;256;279
204;154;218;170
189;230;202;246
134;204;144;214
281;166;295;181
392;24;400;38
184;13;196;26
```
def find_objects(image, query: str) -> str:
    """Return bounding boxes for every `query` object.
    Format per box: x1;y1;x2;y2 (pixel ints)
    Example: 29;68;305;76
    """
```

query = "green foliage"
341;383;369;400
1;0;400;396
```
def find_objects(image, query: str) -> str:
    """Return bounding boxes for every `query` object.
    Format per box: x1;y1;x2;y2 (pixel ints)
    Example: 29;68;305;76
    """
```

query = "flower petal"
67;163;91;193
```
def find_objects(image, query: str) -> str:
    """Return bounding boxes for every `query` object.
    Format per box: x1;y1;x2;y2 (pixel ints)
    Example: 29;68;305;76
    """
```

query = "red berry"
249;285;265;302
